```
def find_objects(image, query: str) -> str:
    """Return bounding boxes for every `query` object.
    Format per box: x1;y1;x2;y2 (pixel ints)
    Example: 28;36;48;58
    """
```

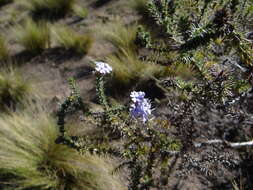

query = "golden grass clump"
0;67;32;110
100;21;138;53
14;19;50;54
0;35;10;61
107;49;166;89
53;25;93;54
22;0;75;18
0;109;126;190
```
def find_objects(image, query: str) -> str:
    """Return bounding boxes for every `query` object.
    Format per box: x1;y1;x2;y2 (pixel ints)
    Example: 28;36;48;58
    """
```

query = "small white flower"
130;91;145;103
94;61;112;74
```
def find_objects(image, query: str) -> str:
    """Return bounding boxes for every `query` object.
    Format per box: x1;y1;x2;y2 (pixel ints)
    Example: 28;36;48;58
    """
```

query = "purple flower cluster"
94;61;112;74
130;91;152;123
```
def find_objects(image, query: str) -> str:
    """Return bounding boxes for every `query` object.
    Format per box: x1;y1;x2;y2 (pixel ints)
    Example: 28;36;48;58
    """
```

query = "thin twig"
194;139;253;148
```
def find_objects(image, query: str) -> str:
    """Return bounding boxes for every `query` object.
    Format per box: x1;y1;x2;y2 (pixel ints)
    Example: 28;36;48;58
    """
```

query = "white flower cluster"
94;61;112;74
129;91;152;123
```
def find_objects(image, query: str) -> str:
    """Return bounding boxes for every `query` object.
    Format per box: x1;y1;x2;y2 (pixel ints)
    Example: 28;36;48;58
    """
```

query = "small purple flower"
130;91;152;123
94;61;112;74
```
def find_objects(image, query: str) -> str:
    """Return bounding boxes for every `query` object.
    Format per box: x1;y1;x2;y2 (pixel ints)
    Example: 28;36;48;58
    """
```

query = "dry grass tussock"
13;19;50;54
52;25;93;55
97;20;138;53
0;108;126;190
106;49;167;89
0;67;33;110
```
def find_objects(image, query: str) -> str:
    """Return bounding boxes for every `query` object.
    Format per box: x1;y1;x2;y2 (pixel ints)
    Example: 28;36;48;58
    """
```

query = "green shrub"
14;19;50;54
0;110;126;190
23;0;75;18
0;67;32;110
53;26;93;54
0;36;9;61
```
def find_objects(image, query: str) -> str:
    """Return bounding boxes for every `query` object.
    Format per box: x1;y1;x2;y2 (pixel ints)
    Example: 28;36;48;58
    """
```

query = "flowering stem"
56;78;88;151
96;75;109;110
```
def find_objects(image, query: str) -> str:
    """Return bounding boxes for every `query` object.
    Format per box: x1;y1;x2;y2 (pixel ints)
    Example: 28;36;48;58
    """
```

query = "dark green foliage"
127;1;253;188
96;75;109;109
147;0;176;35
56;78;126;147
131;0;253;93
56;78;88;150
121;120;181;189
135;25;152;48
136;0;253;62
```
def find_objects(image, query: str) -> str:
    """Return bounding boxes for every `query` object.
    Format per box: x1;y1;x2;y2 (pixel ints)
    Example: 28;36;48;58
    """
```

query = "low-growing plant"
121;119;182;189
14;19;51;54
135;25;152;48
146;0;176;35
0;109;126;190
56;69;252;189
0;67;32;110
0;36;9;62
53;26;93;55
55;77;181;190
22;0;75;19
